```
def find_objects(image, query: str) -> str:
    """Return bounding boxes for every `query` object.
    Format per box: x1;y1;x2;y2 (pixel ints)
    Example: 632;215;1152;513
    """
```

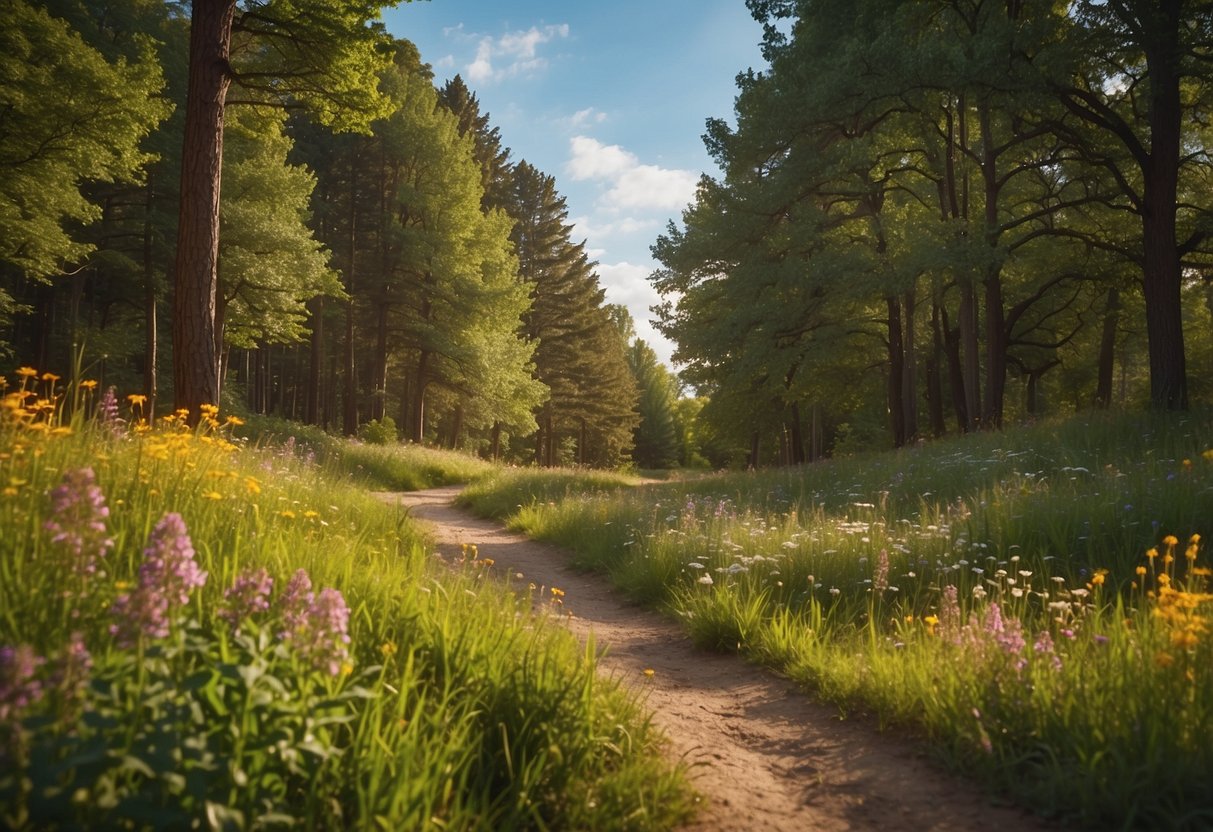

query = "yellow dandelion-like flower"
199;403;219;417
280;509;296;519
16;367;37;378
380;642;398;658
203;491;223;501
1155;651;1175;668
1204;449;1213;463
2;487;17;497
224;415;244;427
1193;567;1212;577
79;379;98;390
1136;566;1148;577
303;509;320;519
40;372;59;383
481;557;495;567
49;426;72;437
340;661;354;677
643;668;655;678
1164;535;1179;547
550;587;565;597
127;394;147;407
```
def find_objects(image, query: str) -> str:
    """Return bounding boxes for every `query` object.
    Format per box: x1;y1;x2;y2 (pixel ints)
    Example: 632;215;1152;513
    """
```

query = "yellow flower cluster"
1143;535;1211;668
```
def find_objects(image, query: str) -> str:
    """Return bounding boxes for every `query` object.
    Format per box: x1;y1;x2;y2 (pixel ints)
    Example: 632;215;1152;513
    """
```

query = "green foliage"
462;410;1213;827
0;1;169;281
356;416;397;445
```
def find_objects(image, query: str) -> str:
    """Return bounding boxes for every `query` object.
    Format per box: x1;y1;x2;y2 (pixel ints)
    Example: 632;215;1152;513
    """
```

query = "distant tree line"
654;0;1213;464
0;0;667;467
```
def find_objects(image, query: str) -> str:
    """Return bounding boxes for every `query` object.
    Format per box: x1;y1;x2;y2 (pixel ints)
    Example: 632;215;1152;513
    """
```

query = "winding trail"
377;486;1060;832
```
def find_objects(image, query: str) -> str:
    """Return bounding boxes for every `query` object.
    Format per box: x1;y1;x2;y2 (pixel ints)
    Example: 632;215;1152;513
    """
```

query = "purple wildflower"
0;645;45;722
96;386;122;433
277;568;314;639
43;467;113;578
873;548;890;594
289;587;351;676
110;513;207;644
1033;630;1063;672
220;568;274;634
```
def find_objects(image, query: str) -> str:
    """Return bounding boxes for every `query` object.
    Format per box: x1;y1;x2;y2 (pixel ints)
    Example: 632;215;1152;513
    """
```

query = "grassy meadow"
461;412;1213;830
0;371;693;830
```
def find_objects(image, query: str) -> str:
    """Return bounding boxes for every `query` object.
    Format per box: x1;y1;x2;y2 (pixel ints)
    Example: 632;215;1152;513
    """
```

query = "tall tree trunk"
940;305;970;432
305;296;324;424
143;175;158;416
490;421;501;461
173;0;236;418
901;286;918;442
886;296;906;447
1095;287;1120;408
1140;3;1187;410
411;350;429;443
748;430;761;470
371;295;388;422
958;278;980;429
788;401;805;465
926;297;946;437
342;167;358;436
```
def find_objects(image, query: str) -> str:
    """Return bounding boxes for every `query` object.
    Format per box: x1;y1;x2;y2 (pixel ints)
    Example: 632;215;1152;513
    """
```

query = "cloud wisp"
464;24;570;84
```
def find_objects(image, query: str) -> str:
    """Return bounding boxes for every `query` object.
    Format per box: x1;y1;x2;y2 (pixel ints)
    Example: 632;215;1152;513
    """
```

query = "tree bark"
411;350;429;443
1095;287;1120;408
305;296;324;425
173;0;235;418
901;287;918;442
886;295;906;447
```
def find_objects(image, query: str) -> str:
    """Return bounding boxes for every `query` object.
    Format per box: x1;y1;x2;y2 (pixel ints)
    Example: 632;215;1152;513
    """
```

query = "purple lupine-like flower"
277;568;314;638
43;467;113;578
110;513;207;644
0;645;45;722
291;587;351;676
220;568;274;634
96;386;122;432
872;549;890;594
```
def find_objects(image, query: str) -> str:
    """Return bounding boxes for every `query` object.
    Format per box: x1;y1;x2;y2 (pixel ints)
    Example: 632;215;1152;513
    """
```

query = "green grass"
240;414;497;491
0;380;693;830
461;411;1213;829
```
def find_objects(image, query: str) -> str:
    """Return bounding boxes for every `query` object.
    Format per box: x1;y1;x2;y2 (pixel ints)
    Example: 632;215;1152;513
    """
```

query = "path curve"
378;486;1061;832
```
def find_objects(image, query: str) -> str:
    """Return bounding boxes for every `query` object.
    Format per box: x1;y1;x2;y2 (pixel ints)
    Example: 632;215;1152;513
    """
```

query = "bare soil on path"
378;486;1062;832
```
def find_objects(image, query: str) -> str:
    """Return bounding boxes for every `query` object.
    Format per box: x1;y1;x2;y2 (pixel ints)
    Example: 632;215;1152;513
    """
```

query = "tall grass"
0;373;693;829
240;414;496;491
462;411;1213;829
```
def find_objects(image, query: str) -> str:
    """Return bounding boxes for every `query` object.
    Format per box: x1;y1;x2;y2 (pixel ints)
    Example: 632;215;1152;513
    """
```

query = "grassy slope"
0;398;693;830
460;411;1213;829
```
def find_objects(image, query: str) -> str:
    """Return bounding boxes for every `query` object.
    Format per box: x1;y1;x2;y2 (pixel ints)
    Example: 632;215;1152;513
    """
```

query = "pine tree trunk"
306;296;324;425
958;279;980;430
748;431;761;470
1140;2;1188;410
411;352;429;444
926;297;946;437
788;401;805;465
173;0;235;418
1095;287;1120;408
372;297;388;422
901;287;918;442
886;296;906;447
143;175;158;416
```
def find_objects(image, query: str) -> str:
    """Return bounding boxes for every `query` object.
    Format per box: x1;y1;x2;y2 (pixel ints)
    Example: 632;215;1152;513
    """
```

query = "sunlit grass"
0;372;693;830
462;411;1213;829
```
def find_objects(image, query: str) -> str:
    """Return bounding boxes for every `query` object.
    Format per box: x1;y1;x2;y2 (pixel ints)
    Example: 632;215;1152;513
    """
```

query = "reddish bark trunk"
173;0;235;419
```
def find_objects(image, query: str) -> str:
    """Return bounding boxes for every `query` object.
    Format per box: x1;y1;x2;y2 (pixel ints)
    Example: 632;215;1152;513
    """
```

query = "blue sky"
380;1;767;366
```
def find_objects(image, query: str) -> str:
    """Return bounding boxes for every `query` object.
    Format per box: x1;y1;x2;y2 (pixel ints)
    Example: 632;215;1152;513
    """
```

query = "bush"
357;417;397;445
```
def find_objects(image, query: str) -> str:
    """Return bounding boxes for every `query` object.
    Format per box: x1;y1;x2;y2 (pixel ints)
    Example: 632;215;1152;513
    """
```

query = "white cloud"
567;107;608;130
463;24;569;84
597;261;676;365
566;136;698;213
570;214;657;244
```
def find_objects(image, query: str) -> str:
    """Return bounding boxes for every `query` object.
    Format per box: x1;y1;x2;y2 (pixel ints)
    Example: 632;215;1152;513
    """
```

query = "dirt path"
378;486;1060;832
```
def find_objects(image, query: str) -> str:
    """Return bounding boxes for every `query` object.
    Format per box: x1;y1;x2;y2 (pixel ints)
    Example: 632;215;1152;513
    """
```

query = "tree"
0;0;168;344
628;338;680;469
172;0;399;417
507;161;638;466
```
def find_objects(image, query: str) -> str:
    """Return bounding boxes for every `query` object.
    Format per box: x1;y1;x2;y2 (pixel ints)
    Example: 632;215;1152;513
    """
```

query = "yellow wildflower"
643;668;655;678
79;379;98;390
127;394;147;407
15;367;37;378
380;642;398;658
202;491;223;501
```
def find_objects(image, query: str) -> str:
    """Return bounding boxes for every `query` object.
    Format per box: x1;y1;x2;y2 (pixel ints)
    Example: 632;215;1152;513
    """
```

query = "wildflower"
0;645;45;721
43;467;113;578
698;574;715;586
873;548;890;593
550;587;565;598
938;585;961;641
380;642;397;658
1033;631;1062;671
220;568;273;634
923;615;939;637
289;587;351;676
110;513;207;644
277;569;314;638
643;668;655;678
15;367;37;379
202;490;223;501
